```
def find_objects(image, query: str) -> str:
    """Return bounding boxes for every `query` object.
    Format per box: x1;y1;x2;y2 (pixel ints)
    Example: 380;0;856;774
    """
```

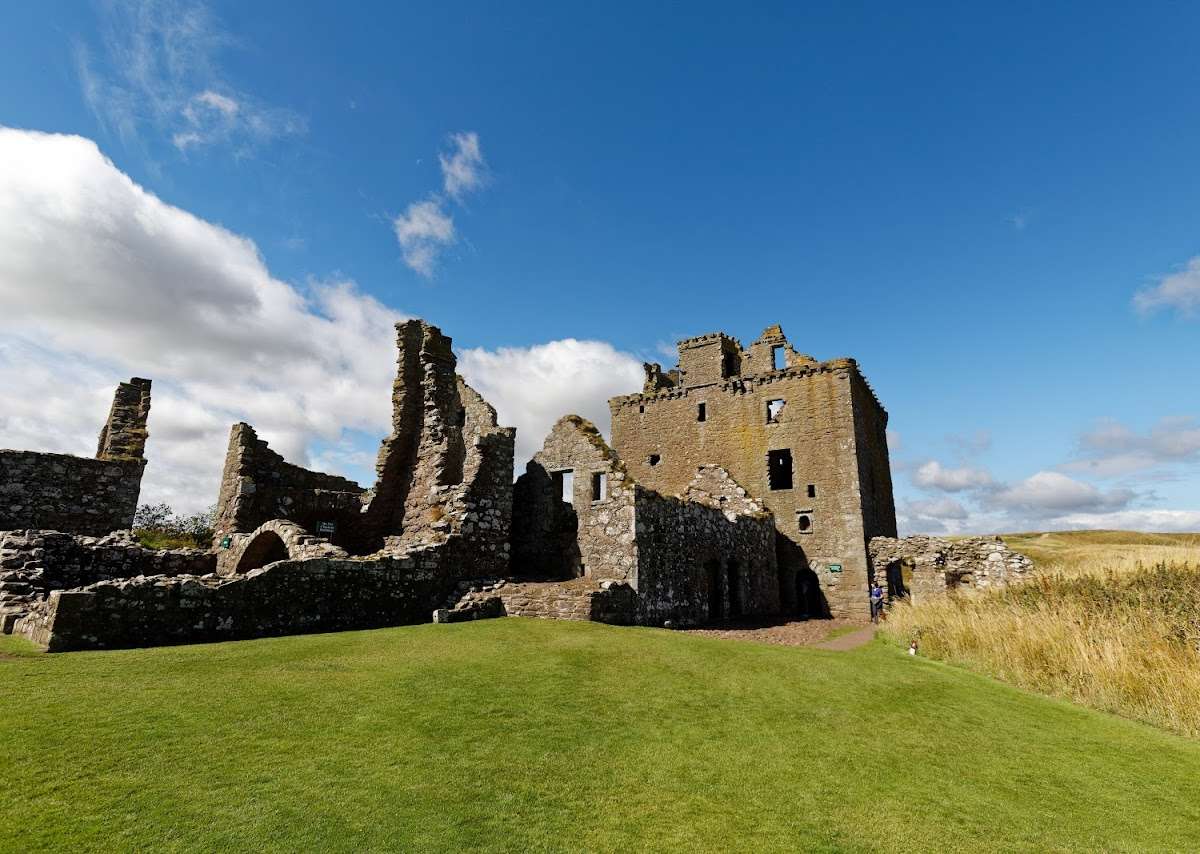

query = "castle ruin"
0;319;1031;651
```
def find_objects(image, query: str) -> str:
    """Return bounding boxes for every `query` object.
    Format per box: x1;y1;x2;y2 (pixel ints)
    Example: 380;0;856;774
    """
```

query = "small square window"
697;402;706;422
648;454;661;466
767;399;785;423
591;472;607;501
797;513;813;533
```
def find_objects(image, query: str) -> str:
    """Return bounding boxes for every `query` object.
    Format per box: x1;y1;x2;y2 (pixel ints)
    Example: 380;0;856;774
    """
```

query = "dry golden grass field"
882;530;1200;737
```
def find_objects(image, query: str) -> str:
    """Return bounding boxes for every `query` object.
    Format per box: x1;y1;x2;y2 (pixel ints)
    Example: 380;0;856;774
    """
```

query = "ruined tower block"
96;377;152;462
0;378;152;535
609;325;896;621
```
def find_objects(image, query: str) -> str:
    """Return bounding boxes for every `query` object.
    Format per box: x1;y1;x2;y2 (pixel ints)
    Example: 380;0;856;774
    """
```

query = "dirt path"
812;626;876;651
684;619;874;649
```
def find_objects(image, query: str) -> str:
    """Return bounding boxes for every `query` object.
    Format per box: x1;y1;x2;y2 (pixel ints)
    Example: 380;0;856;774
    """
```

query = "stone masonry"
868;535;1035;604
8;320;517;651
610;325;896;621
0;378;152;535
503;416;779;627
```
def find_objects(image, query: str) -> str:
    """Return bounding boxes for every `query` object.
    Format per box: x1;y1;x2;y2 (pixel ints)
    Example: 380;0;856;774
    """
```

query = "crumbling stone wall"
15;545;446;651
610;325;896;621
437;577;637;624
0;378;152;535
509;417;778;627
212;320;514;571
212;423;366;551
868;536;1034;603
0;529;214;632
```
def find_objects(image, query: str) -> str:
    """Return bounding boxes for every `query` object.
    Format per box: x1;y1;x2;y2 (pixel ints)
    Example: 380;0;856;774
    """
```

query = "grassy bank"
883;531;1200;737
3;619;1200;851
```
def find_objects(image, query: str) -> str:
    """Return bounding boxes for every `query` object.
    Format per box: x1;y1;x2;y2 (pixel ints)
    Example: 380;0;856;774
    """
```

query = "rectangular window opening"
772;345;785;371
591;472;607;502
768;449;793;491
697;402;707;422
553;470;574;505
807;483;817;499
797;512;813;534
766;399;785;423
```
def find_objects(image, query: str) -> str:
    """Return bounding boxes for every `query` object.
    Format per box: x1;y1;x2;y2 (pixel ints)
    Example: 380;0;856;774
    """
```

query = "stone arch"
236;530;289;573
222;519;348;576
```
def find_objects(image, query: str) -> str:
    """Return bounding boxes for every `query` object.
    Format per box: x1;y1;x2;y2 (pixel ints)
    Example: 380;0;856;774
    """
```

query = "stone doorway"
705;558;722;623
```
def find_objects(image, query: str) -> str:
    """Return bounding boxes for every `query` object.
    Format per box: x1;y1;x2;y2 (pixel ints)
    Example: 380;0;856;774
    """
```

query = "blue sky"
0;1;1197;531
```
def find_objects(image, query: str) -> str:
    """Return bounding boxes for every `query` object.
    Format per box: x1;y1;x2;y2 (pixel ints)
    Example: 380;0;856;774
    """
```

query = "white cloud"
987;471;1134;515
1061;416;1200;478
393;132;488;277
913;460;994;492
439;132;486;200
77;0;305;155
0;127;400;510
1049;509;1200;533
393;200;456;278
1134;256;1200;317
458;340;644;467
0;127;645;512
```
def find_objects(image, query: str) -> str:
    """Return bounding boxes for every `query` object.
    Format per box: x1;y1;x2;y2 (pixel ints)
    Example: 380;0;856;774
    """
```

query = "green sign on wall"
827;563;843;573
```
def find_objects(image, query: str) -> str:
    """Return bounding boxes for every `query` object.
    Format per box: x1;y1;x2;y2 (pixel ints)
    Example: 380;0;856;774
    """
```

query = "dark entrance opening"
726;559;742;618
235;531;289;573
768;449;793;490
885;560;909;599
705;559;722;623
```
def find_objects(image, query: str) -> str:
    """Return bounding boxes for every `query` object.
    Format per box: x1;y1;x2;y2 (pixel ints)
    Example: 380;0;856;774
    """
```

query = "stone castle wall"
610;326;894;620
0;378;152;535
212;422;366;551
869;535;1035;603
510;417;778;627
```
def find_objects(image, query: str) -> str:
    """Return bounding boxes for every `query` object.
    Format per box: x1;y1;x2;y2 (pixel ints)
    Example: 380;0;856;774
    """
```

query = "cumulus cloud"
76;0;305;154
1060;416;1200;478
393;132;488;277
393;200;456;278
0;127;644;511
0;127;401;509
912;460;994;492
1049;509;1200;533
1134;256;1200;317
986;471;1134;515
458;340;644;466
439;132;486;200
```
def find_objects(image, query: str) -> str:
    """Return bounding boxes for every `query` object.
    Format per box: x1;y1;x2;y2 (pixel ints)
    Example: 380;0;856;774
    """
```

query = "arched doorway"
235;530;290;573
705;558;722;623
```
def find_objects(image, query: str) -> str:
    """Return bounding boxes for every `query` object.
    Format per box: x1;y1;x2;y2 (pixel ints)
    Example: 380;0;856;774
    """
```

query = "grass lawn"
2;619;1199;852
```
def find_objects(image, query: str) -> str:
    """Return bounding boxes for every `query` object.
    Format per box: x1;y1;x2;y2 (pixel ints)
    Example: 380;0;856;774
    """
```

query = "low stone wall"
868;535;1034;603
438;577;637;624
0;452;146;536
14;545;459;652
0;529;215;633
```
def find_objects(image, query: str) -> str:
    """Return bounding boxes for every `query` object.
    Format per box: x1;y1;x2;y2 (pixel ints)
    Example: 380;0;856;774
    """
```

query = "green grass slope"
2;620;1198;852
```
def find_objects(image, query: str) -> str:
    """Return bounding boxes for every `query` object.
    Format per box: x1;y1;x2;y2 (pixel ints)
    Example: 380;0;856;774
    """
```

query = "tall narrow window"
591;472;607;502
697;402;707;422
722;352;736;378
772;345;785;370
553;470;574;504
807;483;817;499
768;449;793;490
